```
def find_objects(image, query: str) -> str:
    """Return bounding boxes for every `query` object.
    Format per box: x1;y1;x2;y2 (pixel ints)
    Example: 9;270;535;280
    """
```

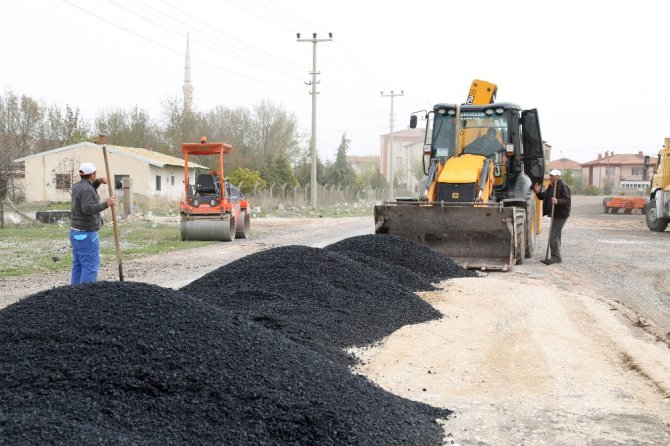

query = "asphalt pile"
325;234;478;283
180;245;444;366
0;282;449;445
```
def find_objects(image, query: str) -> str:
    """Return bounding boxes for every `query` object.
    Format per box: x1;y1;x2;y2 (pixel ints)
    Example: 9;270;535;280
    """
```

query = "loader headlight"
437;107;447;115
193;199;199;207
210;199;216;206
485;109;494;115
495;108;504;115
447;109;456;116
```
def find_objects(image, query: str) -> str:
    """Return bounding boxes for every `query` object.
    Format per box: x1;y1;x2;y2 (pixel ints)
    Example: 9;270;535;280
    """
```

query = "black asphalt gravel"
180;244;444;366
0;281;450;445
325;234;478;283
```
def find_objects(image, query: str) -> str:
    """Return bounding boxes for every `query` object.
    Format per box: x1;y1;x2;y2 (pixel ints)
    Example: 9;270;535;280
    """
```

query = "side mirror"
409;115;418;129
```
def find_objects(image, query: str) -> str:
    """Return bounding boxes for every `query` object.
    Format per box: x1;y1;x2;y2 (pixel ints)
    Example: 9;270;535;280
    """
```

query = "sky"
1;0;669;163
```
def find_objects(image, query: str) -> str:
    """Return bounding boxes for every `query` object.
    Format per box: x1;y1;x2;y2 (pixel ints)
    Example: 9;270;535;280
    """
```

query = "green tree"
323;133;358;191
356;156;387;189
603;175;614;195
561;169;584;194
261;151;298;189
228;167;266;194
294;156;325;187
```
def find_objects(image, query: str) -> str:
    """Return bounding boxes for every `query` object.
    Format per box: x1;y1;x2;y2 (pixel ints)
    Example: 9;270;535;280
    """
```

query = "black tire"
524;192;537;258
646;198;669;232
514;207;526;265
611;207;620;214
603;206;609;214
623;208;632;214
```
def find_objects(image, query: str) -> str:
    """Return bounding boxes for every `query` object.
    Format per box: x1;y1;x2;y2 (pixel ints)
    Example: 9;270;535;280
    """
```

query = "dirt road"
1;199;669;444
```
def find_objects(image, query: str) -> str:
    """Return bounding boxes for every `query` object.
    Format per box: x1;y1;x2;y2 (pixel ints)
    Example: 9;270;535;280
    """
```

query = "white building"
15;142;206;202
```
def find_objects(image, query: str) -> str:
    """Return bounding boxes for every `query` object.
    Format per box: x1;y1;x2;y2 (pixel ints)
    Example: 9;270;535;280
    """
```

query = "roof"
550;158;581;170
381;127;425;140
581;152;648;166
14;142;207;169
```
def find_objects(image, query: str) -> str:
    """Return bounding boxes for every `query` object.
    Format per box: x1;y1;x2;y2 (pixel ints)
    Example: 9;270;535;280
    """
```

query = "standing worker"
533;169;571;264
69;162;116;284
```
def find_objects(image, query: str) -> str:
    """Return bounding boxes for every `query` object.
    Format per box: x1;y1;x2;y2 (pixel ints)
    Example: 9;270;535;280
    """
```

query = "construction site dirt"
1;195;669;444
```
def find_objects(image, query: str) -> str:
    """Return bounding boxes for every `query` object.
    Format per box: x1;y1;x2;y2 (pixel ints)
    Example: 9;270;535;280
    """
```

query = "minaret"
182;33;193;112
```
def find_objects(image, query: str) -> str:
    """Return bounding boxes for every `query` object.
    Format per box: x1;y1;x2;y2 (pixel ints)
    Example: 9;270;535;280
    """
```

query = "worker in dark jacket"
70;162;116;284
533;169;571;264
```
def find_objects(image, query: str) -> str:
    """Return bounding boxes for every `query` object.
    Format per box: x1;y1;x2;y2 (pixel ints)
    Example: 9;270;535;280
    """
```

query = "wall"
21;145;193;202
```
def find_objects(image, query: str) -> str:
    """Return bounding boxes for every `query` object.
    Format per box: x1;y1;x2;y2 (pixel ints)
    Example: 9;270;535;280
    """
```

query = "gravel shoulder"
352;276;670;444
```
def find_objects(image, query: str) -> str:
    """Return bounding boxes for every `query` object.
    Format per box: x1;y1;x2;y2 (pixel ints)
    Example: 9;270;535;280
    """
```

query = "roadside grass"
0;222;215;278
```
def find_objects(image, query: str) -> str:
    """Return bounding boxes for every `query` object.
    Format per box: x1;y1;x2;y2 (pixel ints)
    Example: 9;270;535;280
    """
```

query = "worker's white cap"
549;169;562;176
79;162;96;175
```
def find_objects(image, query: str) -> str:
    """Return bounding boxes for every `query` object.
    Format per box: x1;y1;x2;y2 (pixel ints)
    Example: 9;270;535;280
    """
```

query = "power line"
158;0;305;71
58;0;303;92
105;0;302;79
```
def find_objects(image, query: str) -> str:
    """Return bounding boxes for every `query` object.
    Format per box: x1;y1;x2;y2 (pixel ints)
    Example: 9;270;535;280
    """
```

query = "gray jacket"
71;178;108;231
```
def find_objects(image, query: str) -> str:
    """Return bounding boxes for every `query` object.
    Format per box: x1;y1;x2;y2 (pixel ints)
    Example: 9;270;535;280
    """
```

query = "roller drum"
180;214;236;241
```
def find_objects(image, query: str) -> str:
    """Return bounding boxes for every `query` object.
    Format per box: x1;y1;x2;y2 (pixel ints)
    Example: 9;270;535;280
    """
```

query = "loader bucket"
374;202;518;271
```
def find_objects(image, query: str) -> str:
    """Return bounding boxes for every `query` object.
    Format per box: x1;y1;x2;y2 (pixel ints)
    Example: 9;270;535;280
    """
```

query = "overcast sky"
2;0;668;163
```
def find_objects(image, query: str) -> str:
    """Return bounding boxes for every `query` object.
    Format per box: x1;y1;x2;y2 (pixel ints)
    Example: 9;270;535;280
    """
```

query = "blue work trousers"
70;229;100;285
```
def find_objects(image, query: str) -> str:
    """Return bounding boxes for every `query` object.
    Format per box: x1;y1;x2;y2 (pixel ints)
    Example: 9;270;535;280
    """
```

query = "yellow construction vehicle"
374;80;545;270
644;137;670;232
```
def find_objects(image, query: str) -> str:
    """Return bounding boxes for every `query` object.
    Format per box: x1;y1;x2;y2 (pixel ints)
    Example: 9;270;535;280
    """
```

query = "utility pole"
297;32;333;209
381;90;403;201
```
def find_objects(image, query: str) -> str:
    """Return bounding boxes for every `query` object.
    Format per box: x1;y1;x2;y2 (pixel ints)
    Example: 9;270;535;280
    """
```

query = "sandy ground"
352;276;670;445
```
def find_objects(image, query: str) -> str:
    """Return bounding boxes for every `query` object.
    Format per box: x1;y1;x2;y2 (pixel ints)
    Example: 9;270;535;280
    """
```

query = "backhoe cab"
374;80;545;270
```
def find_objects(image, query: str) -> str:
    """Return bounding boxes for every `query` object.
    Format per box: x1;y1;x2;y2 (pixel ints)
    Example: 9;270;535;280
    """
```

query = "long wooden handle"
544;183;558;260
102;145;124;281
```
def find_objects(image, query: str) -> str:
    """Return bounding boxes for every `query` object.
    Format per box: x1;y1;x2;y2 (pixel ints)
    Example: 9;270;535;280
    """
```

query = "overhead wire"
58;0;304;92
157;0;305;72
106;0;303;79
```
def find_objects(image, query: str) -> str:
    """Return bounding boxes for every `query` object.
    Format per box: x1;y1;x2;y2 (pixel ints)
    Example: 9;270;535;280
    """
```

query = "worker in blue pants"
70;162;116;285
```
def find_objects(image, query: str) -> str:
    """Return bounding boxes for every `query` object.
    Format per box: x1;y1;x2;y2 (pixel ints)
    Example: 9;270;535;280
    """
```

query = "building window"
631;167;643;176
156;175;162;191
55;174;71;190
114;175;129;190
171;175;175;186
606;166;615;176
396;156;403;165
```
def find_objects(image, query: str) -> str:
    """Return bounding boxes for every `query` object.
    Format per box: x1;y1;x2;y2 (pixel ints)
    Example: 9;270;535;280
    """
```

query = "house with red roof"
581;150;656;193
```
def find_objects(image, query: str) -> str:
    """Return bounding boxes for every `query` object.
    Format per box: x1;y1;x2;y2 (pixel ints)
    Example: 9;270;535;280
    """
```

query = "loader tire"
646;198;669;232
514;207;526;265
524;193;537;258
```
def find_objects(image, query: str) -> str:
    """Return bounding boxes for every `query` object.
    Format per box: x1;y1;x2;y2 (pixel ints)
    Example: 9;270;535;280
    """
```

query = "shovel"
541;183;558;265
98;134;124;281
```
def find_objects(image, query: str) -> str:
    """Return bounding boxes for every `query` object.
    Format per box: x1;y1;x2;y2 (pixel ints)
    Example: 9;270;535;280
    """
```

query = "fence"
238;183;417;213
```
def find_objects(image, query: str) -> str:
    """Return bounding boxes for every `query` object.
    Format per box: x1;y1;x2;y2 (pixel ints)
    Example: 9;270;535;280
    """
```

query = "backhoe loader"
374;80;545;270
